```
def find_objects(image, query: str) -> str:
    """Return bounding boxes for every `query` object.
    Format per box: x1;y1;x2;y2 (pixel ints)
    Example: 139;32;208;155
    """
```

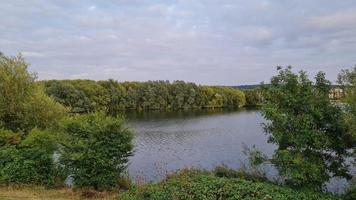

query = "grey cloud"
0;0;355;85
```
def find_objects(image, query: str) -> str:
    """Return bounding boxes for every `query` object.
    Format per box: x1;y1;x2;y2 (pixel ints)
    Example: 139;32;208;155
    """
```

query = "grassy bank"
0;169;344;200
119;169;342;200
0;186;118;200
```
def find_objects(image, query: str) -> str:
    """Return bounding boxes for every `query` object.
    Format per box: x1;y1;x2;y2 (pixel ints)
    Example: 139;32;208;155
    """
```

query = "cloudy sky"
1;0;356;85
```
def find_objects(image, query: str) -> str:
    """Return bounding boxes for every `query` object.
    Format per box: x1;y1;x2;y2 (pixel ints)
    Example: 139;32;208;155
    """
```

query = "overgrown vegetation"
0;54;133;191
244;88;264;107
0;54;66;187
59;113;133;190
337;66;356;199
0;128;58;186
0;54;67;133
119;169;342;200
42;80;246;114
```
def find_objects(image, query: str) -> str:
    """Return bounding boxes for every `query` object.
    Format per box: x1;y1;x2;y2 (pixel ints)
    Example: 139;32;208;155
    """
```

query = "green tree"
244;88;264;107
338;66;356;140
0;54;66;132
44;80;91;113
59;113;134;190
99;79;127;115
338;66;356;199
262;66;354;190
0;54;36;131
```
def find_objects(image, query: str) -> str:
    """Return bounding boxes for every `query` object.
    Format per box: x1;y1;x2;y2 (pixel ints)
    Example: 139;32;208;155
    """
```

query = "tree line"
41;79;246;114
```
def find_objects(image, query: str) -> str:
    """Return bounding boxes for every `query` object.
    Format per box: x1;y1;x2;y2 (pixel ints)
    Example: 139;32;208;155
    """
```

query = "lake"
125;109;275;182
123;108;352;193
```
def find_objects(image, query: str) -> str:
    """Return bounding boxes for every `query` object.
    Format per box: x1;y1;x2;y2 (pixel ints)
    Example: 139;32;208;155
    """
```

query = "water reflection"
124;109;275;182
121;108;352;194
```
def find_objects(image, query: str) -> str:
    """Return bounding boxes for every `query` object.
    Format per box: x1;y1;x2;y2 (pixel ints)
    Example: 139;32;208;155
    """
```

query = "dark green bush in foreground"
59;113;134;190
0;128;58;186
119;170;341;200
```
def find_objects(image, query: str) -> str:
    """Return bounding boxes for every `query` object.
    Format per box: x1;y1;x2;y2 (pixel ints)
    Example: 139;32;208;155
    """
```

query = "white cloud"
308;10;356;30
21;51;45;58
89;5;97;11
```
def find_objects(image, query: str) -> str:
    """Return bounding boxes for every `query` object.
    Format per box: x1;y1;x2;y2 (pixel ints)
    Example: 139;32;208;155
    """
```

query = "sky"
1;0;356;85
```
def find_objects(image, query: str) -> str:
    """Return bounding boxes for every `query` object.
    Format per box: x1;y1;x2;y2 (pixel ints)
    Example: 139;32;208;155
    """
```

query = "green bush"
0;128;59;186
0;54;67;133
59;112;134;190
119;170;341;200
262;67;354;189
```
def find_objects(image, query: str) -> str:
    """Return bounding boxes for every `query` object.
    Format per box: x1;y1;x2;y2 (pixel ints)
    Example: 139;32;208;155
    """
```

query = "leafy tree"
262;66;354;190
0;54;66;132
44;80;93;113
0;54;36;131
59;113;134;190
244;88;264;107
24;85;67;130
338;66;356;199
338;66;356;140
99;79;127;115
71;80;110;112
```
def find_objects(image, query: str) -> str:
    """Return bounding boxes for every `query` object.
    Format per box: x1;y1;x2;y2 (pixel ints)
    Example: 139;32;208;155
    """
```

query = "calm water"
123;109;352;193
125;109;276;182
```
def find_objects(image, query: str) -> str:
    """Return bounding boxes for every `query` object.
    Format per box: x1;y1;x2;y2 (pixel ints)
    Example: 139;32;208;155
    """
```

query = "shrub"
214;165;268;183
120;170;341;200
59;112;134;190
0;128;59;186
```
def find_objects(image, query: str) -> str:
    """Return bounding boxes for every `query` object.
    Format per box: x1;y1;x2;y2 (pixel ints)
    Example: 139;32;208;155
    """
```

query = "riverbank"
119;169;342;200
0;169;344;200
0;186;118;200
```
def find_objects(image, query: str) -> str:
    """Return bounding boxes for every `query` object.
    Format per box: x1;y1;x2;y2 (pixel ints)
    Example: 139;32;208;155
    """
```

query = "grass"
0;186;118;200
119;169;342;200
0;169;346;200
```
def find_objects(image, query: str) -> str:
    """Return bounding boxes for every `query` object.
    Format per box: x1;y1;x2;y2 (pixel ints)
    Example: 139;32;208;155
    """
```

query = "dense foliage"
0;54;66;186
338;66;356;142
262;66;355;190
0;54;67;133
244;88;264;107
43;80;246;114
338;66;356;199
0;54;134;190
0;128;58;185
120;170;341;200
59;113;133;190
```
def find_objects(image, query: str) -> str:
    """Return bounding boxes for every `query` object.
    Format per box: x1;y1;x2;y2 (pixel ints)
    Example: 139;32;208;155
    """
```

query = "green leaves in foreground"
59;113;134;190
262;67;354;189
119;170;341;200
0;128;58;186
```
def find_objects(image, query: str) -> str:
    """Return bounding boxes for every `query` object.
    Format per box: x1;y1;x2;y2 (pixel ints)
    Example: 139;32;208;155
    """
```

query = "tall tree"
0;54;66;132
262;66;354;190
